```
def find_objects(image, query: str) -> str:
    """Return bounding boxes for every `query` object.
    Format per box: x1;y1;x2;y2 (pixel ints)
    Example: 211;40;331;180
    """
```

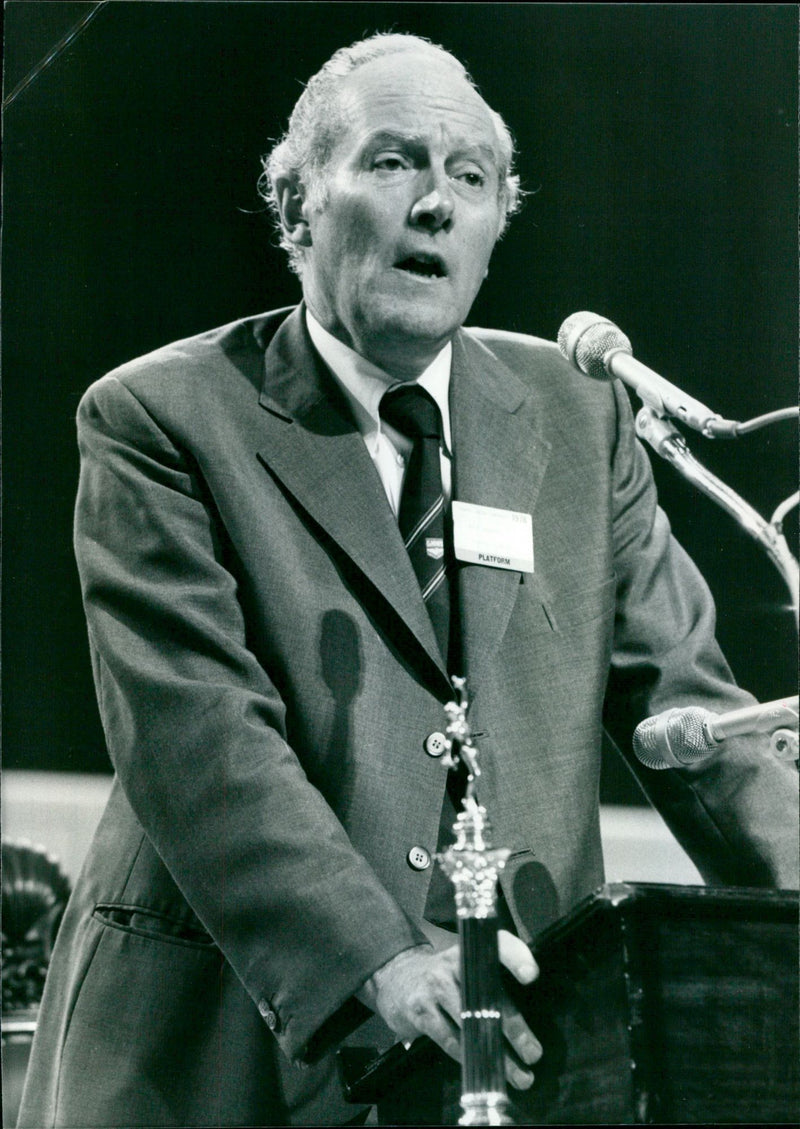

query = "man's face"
297;52;505;376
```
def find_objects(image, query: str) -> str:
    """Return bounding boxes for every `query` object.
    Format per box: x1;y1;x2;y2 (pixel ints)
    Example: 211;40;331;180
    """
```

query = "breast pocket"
545;576;617;631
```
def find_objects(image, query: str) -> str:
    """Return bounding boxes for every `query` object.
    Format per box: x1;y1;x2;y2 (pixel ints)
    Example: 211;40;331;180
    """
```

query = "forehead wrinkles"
336;60;500;158
364;96;495;146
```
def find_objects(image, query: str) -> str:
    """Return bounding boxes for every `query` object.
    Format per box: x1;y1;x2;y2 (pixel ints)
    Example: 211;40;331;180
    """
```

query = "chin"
369;297;464;349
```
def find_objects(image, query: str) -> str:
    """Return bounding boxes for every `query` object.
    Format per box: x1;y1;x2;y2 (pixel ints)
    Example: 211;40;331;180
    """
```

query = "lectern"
341;883;799;1125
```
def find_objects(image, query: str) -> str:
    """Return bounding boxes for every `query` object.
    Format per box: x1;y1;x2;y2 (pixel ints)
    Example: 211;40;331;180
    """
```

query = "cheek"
312;191;365;255
468;231;499;283
314;213;374;294
344;202;397;265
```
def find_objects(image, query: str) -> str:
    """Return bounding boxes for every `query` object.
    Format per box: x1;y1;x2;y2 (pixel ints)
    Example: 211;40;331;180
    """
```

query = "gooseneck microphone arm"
557;311;799;631
634;409;799;628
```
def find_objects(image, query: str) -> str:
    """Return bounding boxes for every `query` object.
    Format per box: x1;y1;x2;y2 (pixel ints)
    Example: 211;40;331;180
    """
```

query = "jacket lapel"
451;330;553;674
256;307;450;690
255;309;553;690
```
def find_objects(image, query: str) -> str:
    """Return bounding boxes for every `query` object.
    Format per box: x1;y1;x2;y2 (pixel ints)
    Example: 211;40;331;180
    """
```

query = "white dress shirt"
305;310;453;518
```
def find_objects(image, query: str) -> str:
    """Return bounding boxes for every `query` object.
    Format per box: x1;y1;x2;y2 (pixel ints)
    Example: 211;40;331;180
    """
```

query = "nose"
409;170;454;233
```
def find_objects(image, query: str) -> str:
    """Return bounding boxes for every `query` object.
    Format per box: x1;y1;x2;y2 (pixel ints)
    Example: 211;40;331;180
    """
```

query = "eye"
452;167;488;190
372;153;411;173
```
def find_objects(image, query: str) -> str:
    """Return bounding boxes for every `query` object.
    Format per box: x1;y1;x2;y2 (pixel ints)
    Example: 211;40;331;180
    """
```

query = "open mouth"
394;255;447;279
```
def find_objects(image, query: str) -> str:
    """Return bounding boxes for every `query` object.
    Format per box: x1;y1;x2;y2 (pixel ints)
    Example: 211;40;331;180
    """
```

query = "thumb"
497;929;538;985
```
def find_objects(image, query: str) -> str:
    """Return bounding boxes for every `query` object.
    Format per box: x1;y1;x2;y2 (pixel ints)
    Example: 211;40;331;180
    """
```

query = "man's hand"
356;930;542;1090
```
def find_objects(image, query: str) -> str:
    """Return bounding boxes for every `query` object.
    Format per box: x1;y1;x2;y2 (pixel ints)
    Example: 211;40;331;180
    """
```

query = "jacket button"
407;846;431;871
258;999;279;1031
424;731;448;758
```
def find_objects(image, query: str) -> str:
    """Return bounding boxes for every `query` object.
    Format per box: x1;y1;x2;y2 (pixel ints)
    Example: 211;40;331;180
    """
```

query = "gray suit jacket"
20;305;798;1127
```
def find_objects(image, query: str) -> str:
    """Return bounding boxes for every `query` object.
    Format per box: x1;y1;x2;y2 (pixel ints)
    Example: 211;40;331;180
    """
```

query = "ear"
274;175;312;248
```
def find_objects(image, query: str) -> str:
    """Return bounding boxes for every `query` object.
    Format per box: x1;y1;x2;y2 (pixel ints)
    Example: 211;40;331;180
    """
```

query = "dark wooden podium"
342;883;799;1125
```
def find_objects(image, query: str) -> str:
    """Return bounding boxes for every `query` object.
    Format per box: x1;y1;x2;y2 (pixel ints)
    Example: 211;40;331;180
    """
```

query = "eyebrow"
362;130;499;166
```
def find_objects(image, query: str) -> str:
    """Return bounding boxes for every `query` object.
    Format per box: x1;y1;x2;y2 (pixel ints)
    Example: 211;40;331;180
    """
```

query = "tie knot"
380;385;443;440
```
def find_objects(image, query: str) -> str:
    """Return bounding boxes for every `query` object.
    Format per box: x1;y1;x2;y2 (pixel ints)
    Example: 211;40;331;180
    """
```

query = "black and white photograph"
2;4;798;1125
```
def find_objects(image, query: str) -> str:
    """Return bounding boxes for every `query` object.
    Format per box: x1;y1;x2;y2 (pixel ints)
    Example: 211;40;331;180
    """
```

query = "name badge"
452;500;534;573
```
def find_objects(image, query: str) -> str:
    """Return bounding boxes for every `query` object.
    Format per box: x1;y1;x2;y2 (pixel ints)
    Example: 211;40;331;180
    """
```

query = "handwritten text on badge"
452;501;534;573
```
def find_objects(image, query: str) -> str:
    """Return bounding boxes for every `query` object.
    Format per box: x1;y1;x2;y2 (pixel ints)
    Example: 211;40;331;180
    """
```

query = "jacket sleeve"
602;381;798;888
74;373;426;1062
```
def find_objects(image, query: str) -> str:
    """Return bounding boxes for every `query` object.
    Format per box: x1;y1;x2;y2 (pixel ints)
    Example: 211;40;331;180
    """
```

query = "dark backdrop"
3;3;797;804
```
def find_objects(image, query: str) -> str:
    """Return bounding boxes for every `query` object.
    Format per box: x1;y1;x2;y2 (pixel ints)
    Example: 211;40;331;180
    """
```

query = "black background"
3;3;797;803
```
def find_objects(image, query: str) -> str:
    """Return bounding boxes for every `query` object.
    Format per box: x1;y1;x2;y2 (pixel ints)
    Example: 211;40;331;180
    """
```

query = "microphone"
557;311;723;434
633;696;799;770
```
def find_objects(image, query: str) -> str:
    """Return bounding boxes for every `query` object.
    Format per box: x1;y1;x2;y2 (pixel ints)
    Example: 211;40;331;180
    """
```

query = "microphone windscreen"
633;706;716;769
557;311;633;381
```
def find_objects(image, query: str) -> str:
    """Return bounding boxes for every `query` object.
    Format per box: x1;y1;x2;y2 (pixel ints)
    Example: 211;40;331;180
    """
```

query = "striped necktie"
380;385;452;664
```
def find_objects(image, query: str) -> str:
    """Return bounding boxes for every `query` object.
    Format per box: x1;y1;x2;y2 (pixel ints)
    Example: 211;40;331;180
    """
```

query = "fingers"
418;1009;461;1064
505;1052;536;1091
496;930;542;1089
406;953;463;1063
368;944;464;1063
367;933;544;1085
501;1000;542;1089
497;929;539;985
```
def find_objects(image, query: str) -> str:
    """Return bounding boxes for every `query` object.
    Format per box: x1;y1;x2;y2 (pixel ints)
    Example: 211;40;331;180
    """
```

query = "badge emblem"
425;537;444;560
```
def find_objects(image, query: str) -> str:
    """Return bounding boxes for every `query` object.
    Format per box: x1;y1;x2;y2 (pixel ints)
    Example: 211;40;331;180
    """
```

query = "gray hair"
258;32;522;273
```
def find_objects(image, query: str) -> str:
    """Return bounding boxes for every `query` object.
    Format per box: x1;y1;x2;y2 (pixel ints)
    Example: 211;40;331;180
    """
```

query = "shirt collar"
305;309;453;451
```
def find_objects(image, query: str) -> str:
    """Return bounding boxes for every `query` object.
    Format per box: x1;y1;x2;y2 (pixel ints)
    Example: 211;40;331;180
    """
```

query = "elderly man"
19;32;797;1129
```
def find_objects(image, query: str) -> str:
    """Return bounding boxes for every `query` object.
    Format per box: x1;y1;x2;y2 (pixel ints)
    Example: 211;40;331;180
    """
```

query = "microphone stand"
635;407;799;631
